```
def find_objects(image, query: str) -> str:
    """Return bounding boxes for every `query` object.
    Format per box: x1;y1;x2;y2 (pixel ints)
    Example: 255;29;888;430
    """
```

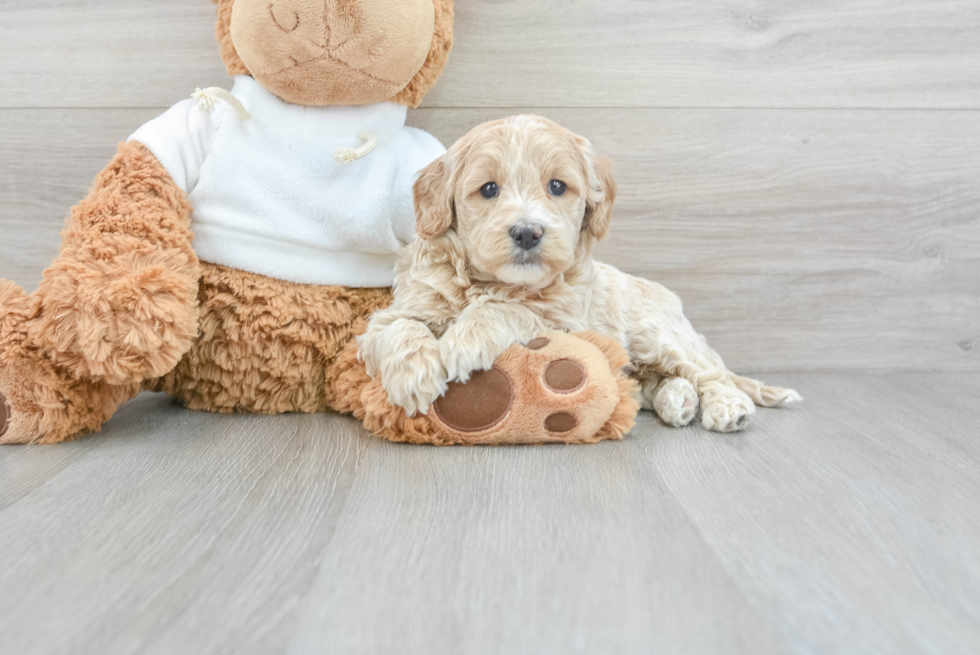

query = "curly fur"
28;141;200;386
0;281;141;444
154;263;392;415
362;116;802;433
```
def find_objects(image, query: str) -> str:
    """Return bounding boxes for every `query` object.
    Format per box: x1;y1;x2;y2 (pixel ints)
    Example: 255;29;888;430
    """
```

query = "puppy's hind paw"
701;390;756;433
640;377;699;428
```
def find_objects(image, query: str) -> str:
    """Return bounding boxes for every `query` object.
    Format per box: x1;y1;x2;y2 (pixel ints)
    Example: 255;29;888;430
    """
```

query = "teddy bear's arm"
27;141;201;386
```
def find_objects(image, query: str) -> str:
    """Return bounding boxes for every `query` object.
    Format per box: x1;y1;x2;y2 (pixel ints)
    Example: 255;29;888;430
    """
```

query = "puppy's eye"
548;180;567;196
480;182;499;199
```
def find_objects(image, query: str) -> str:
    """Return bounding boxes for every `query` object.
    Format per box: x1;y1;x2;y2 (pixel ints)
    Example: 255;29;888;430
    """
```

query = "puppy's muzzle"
510;224;544;251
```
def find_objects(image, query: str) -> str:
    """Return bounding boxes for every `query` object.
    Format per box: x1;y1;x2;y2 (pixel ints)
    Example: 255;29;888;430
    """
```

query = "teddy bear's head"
212;0;453;108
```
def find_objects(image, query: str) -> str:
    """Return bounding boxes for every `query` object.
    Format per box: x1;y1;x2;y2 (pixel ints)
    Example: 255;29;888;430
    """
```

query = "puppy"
359;115;800;432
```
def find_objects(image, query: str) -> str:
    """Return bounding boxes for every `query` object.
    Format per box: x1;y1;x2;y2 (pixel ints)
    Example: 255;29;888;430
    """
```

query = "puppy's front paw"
382;361;449;417
701;389;756;433
439;336;505;384
376;335;448;416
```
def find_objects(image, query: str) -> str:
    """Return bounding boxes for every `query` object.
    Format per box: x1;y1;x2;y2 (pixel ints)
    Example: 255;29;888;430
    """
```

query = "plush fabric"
212;0;455;108
230;0;435;106
152;262;393;415
0;280;142;445
330;331;639;446
389;0;454;108
28;141;200;386
130;76;445;287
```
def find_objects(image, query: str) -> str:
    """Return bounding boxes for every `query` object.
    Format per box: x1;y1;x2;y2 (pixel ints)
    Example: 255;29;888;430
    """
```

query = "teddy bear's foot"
429;332;636;444
0;361;43;445
0;281;43;444
0;350;142;445
0;355;140;445
354;331;639;446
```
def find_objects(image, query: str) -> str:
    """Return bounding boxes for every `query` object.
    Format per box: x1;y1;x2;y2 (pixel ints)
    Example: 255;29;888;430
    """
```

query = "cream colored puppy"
360;115;800;432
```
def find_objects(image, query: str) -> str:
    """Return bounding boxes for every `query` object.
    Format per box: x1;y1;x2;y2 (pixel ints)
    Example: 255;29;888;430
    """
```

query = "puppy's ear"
414;156;455;240
582;148;617;242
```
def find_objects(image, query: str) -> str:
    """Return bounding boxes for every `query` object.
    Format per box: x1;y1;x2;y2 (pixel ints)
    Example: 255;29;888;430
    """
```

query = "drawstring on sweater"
192;87;252;120
334;132;378;164
192;87;378;164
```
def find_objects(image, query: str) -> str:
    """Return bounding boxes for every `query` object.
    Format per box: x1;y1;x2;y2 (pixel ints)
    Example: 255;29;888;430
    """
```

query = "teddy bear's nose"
270;4;301;33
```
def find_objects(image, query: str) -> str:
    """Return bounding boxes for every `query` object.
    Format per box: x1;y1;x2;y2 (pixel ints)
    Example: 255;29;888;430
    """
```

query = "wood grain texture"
1;107;976;371
1;373;978;654
2;0;979;109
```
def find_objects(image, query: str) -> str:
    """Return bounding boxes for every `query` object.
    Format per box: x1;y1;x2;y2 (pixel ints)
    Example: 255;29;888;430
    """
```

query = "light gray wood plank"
0;0;228;110
0;394;169;512
642;372;980;655
2;0;979;110
431;0;980;110
286;436;784;655
0;402;371;655
1;108;976;372
1;374;978;654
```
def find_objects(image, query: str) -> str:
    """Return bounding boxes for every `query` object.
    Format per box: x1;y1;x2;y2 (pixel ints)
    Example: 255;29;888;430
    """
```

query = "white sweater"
129;76;445;287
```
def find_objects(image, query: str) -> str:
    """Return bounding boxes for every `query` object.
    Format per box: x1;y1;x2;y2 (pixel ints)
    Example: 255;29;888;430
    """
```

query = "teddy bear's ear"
213;0;250;77
414;156;455;240
390;0;455;108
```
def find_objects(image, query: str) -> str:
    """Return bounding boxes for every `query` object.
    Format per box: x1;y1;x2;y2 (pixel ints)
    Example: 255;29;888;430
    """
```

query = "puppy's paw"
701;389;756;433
439;336;505;384
643;377;699;428
377;336;448;416
381;361;449;417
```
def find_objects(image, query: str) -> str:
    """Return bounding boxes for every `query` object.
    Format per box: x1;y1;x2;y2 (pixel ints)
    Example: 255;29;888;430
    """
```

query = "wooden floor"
1;373;978;655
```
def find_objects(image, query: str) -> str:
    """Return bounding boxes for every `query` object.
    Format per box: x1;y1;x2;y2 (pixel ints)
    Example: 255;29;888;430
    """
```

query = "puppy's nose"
510;225;544;251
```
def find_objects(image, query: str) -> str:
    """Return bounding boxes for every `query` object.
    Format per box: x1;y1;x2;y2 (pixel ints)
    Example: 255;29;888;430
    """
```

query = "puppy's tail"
730;374;803;408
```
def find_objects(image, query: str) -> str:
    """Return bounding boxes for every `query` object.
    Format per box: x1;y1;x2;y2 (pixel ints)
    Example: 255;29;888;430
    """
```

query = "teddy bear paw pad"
543;360;587;394
433;366;514;432
545;412;578;433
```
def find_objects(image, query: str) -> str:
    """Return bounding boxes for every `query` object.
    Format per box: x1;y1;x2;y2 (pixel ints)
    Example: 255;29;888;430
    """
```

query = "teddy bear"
0;0;638;446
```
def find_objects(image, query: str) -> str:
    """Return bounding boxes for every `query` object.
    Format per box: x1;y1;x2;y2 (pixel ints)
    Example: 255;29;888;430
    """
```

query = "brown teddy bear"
0;0;638;446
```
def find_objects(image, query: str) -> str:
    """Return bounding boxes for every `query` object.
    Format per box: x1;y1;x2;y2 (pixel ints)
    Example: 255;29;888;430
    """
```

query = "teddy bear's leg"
329;329;640;446
0;142;200;444
155;266;394;416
